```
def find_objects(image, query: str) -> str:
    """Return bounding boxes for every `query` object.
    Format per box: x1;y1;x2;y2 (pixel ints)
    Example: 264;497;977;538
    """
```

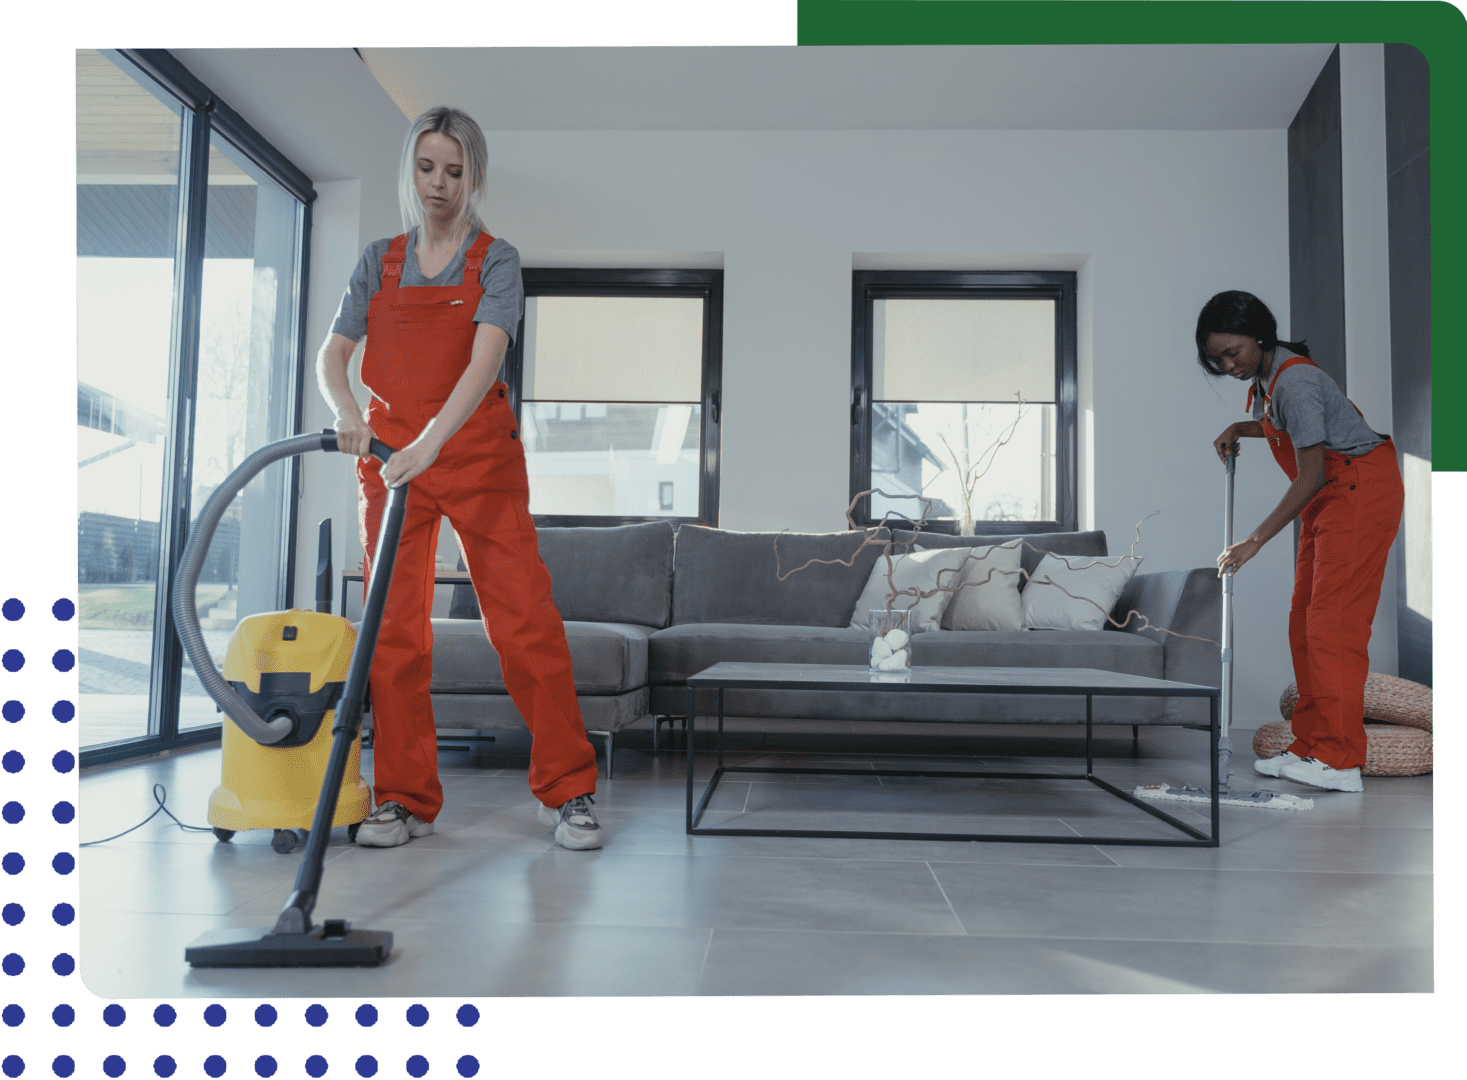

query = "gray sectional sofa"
424;522;1222;775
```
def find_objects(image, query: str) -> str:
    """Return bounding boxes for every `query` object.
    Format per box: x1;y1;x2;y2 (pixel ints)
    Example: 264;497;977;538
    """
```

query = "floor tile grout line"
925;861;968;935
693;927;715;994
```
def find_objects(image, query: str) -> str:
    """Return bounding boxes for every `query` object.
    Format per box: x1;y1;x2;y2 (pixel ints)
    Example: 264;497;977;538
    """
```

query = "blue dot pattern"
51;651;74;673
103;1054;126;1077
1;702;20;723
104;1004;126;1027
255;1055;277;1077
153;1056;176;1078
153;1005;176;1027
406;1004;429;1027
1;853;20;874
354;1004;377;1027
52;600;74;621
52;751;74;774
204;1056;226;1078
305;1004;328;1027
254;1004;277;1027
3;1054;23;1078
51;701;73;723
1;651;22;673
457;1057;480;1077
53;1056;75;1077
51;1005;73;1027
1;599;22;621
205;1004;227;1027
1;904;21;926
2;752;22;774
305;1057;328;1079
51;903;74;926
355;1056;378;1077
2;1005;22;1027
407;1056;429;1078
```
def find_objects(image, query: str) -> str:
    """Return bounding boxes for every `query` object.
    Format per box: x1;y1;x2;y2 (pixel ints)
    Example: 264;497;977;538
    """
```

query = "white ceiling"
169;44;1338;190
357;44;1338;132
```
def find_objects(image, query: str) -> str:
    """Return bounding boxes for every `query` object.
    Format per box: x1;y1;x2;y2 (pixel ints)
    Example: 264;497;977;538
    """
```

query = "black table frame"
684;664;1220;848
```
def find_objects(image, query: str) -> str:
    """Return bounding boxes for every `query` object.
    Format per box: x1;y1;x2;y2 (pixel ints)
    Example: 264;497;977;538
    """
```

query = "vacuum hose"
172;431;390;745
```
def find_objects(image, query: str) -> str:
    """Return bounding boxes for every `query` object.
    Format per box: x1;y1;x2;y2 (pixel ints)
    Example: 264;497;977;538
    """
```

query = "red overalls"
356;232;598;821
1247;356;1404;770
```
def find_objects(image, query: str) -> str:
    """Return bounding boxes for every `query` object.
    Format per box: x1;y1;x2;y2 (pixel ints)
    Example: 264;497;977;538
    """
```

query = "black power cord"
80;783;214;847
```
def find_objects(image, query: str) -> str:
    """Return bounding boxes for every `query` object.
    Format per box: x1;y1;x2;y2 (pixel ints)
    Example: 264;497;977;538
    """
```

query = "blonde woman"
317;107;602;849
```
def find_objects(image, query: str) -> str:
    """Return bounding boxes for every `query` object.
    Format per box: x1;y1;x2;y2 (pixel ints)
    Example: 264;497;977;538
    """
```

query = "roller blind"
522;295;704;402
873;297;1055;403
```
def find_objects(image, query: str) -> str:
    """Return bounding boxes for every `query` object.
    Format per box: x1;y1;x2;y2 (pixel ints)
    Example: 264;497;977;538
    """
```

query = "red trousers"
1285;440;1404;770
358;387;598;821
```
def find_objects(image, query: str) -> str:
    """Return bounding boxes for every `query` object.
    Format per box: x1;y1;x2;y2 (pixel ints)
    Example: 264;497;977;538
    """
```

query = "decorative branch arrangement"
773;489;1220;650
934;395;1028;536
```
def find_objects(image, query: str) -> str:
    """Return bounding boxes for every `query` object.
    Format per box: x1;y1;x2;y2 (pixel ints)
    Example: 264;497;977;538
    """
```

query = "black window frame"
507;268;723;528
79;49;316;769
850;269;1079;536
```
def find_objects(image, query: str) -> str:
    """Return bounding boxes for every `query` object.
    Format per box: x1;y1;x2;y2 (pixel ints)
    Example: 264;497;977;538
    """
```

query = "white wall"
1340;42;1401;677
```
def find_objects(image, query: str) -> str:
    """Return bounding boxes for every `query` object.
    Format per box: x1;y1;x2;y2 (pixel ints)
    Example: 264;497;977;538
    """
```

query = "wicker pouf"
1253;720;1432;776
1278;672;1432;732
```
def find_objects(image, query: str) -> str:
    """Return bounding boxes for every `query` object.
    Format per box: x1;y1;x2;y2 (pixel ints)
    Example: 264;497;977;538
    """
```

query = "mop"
1135;447;1314;811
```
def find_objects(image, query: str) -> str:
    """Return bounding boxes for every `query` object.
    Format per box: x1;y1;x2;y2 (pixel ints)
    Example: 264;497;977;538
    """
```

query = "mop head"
1134;783;1314;811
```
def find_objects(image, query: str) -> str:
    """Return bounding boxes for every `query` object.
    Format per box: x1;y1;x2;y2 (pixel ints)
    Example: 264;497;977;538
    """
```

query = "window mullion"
145;96;212;747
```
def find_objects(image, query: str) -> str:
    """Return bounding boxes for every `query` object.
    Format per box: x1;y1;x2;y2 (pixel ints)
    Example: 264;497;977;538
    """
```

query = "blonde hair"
398;106;489;235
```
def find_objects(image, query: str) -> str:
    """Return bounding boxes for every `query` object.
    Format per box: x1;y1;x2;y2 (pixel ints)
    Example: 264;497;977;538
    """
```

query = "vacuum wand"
274;435;402;935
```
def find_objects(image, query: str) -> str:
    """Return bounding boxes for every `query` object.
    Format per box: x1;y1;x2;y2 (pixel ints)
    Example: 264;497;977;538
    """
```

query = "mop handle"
1220;447;1236;739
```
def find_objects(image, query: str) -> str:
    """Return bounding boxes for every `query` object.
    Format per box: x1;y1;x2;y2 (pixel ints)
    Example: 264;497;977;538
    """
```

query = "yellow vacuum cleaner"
173;430;408;966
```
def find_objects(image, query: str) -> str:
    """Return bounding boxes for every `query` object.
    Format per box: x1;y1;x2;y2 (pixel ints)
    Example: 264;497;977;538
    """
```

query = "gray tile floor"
78;726;1432;997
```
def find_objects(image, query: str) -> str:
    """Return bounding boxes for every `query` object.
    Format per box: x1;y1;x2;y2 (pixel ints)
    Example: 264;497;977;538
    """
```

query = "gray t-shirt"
1250;347;1384;457
330;227;523;345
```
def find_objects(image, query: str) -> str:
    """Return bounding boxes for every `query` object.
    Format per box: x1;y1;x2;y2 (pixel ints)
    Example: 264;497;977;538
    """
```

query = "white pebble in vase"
877;649;908;671
884;627;909;652
870;637;893;664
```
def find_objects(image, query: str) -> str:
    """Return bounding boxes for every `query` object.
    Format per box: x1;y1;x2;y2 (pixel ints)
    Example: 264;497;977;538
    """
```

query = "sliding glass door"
75;49;314;765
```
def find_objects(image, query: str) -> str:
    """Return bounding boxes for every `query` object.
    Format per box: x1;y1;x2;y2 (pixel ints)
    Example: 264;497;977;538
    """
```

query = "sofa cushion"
650;623;871;683
912;529;1108;592
430;619;652;695
449;521;675;629
914;628;1162;678
671;526;893;626
848;547;972;633
1023;553;1143;631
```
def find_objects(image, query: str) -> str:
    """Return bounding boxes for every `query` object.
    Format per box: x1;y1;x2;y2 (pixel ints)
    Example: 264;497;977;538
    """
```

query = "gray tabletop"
685;662;1218;697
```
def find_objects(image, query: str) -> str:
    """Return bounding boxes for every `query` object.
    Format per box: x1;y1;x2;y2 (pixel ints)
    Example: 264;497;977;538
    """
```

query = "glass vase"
868;608;911;677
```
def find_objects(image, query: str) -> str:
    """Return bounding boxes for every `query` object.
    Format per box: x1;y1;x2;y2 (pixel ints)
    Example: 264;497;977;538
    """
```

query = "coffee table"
684;662;1221;848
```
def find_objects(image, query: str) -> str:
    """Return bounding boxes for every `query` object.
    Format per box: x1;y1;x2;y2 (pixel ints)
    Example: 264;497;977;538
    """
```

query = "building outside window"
76;49;313;764
506;269;723;527
850;271;1077;535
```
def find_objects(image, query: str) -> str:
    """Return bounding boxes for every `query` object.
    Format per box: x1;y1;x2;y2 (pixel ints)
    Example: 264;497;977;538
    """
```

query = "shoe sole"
355;820;434;848
1278;766;1363;792
1253;758;1286;777
539;803;603;850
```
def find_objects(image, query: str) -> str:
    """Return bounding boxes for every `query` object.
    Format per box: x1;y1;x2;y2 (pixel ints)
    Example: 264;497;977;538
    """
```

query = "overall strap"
380;234;409;292
1247;354;1318;415
461;231;495;286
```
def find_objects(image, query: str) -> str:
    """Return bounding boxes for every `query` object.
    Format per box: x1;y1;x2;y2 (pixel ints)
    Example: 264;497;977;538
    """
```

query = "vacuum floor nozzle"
184;924;393;968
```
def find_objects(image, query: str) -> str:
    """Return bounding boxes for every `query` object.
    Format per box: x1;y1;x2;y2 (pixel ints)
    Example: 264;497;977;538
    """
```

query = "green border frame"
2;2;1455;1074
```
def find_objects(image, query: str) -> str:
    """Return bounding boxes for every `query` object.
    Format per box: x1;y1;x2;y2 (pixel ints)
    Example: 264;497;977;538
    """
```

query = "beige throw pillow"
935;541;1025;631
848;547;971;633
1022;553;1142;631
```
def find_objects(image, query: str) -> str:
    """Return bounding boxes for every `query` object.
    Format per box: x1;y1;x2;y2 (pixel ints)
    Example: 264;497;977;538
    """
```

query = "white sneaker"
538;795;603;850
355;801;435;847
1279;756;1364;792
1254;750;1304;778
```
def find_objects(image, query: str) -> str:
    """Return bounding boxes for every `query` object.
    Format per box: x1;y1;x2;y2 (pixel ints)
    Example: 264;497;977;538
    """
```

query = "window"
505;269;723;527
850;271;1077;534
76;49;314;765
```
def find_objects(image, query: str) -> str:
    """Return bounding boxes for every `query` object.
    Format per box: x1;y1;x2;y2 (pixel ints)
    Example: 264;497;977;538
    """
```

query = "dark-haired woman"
1198;290;1403;792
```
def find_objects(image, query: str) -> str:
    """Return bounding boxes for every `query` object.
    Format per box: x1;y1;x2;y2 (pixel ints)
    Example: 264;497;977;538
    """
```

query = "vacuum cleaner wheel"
213;827;235;843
